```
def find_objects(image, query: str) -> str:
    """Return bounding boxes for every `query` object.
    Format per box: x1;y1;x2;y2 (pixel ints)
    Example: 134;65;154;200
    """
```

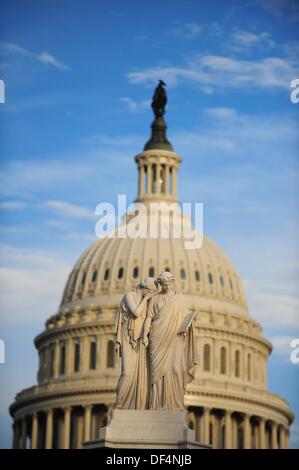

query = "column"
203;407;210;445
138;165;144;197
224;410;233;449
164;164;169;194
147;164;152;194
31;412;38;449
67;337;73;375
45;409;53;449
63;407;71;449
156;163;161;193
172;166;177;197
54;341;59;377
83;336;89;372
84;405;92;442
21;417;27;449
259;417;266;449
271;422;277;449
13;421;20;449
195;414;201;442
243;414;251;449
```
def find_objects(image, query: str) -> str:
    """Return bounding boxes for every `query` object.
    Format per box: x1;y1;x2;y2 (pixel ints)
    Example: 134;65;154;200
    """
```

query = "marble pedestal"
82;409;209;449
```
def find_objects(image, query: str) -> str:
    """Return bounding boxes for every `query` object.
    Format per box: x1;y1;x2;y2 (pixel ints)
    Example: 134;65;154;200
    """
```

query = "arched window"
220;347;226;374
89;341;97;370
81;272;86;286
220;275;224;287
118;267;124;279
208;272;213;284
195;270;200;282
180;268;186;280
104;268;110;281
229;278;233;289
165;267;170;272
133;266;139;279
91;270;98;283
247;353;252;381
74;342;80;372
235;350;240;378
60;344;66;375
203;344;211;372
148;266;155;277
107;340;115;368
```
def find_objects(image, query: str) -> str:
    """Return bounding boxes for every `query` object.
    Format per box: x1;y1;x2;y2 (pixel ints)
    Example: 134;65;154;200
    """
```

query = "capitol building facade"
10;91;293;449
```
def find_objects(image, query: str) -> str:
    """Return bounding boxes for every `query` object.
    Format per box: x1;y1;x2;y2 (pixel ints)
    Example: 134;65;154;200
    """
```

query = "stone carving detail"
115;271;198;411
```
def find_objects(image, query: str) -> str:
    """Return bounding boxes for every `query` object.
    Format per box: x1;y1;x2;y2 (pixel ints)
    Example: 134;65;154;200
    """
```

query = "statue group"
115;271;198;411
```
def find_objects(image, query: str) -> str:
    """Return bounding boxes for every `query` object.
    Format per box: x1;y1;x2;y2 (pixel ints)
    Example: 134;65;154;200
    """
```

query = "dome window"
133;266;139;279
118;267;124;279
74;342;81;372
203;344;211;372
60;344;66;375
165;267;170;272
220;347;226;374
107;340;115;368
89;341;97;370
92;270;98;283
220;275;224;287
208;273;213;284
195;270;200;282
229;278;233;289
104;268;110;281
180;268;186;280
81;272;86;286
148;266;155;277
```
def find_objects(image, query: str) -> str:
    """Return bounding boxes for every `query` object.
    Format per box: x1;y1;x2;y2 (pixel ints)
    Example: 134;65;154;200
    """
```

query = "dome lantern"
135;81;182;205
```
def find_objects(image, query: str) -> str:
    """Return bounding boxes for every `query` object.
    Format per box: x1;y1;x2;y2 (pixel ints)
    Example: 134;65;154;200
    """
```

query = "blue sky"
0;0;299;448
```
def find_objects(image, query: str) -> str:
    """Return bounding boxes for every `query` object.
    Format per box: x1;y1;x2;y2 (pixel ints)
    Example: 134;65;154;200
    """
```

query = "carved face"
160;281;173;293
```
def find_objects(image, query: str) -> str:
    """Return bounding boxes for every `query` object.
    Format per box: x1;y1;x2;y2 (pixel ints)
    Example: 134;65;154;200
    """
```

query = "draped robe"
115;291;149;409
147;291;198;410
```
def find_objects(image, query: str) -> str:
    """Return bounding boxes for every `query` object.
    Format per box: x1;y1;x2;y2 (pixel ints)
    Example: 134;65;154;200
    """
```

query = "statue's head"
157;271;175;292
139;277;158;296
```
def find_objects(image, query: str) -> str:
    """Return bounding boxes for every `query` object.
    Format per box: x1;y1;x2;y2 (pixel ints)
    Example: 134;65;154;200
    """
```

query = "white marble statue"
115;271;198;412
142;271;198;410
115;277;158;409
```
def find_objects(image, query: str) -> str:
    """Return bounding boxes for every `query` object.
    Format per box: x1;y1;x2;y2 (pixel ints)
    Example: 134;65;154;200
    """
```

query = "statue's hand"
142;337;149;347
115;344;121;356
145;291;156;300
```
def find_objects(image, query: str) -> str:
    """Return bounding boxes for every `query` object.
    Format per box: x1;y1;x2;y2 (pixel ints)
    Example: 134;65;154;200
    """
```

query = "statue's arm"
126;292;154;318
142;297;155;346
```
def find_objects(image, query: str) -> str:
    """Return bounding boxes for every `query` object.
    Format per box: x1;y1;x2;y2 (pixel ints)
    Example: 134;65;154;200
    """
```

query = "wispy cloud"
119;96;150;112
167;22;202;40
0;201;28;210
229;29;275;51
44;200;96;220
0;42;70;70
0;244;70;321
127;54;298;92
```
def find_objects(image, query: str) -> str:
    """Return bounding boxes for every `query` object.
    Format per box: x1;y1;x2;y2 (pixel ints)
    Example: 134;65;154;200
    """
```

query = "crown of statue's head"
140;277;158;292
157;271;175;286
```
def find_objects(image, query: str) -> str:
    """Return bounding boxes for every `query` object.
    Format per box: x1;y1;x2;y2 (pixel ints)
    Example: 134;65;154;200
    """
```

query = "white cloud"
0;42;70;70
127;54;298;92
168;22;202;40
203;107;238;120
119;97;150;112
269;335;297;359
0;201;28;210
44;200;96;220
229;29;275;50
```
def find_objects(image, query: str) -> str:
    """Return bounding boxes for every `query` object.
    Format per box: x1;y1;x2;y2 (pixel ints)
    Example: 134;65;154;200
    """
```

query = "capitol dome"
10;87;293;450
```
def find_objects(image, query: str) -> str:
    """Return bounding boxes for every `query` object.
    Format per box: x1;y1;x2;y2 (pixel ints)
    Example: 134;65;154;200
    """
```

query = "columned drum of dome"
9;84;293;449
